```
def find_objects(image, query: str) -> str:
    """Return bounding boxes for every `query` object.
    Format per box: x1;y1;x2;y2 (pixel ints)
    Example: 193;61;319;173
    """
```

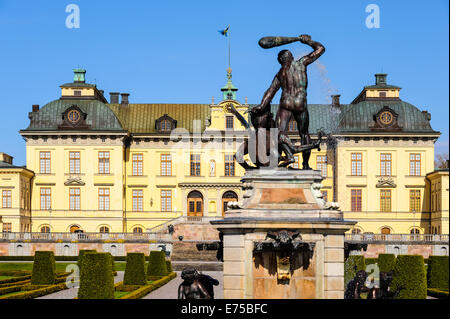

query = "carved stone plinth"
211;168;356;299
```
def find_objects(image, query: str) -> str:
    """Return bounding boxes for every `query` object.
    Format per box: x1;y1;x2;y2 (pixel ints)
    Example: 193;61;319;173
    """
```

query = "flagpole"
228;28;231;68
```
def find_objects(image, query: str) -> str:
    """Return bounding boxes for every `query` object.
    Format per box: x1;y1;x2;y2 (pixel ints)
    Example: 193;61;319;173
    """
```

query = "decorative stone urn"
211;168;356;299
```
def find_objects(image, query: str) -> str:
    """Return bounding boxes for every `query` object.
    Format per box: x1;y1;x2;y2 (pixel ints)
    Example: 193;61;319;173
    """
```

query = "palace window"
40;226;50;233
190;154;201;176
288;119;298;132
98;188;110;211
160;119;171;132
379;91;387;98
161;154;172;176
132;190;143;212
351;153;362;176
69;188;81;210
40;188;51;210
98;151;110;174
161;190;172;212
409;189;421;212
132;153;143;176
225;116;234;130
99;226;109;233
351;228;362;234
410;228;420;234
133;227;143;233
380;189;392;212
2;223;12;233
351;189;362;212
224;154;235;176
380;153;392;176
409;153;421;176
2;190;12;208
74;90;82;96
317;155;327;177
39;151;51;174
69;151;80;174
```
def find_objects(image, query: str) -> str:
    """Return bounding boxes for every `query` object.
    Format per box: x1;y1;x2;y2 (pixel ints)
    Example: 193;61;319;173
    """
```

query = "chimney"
109;92;120;104
331;95;340;107
121;93;129;105
32;104;40;112
375;73;387;85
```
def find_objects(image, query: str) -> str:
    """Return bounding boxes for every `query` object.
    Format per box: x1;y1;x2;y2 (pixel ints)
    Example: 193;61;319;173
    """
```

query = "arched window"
40;226;50;233
222;191;238;216
410;228;420;234
99;226;110;233
381;227;391;235
69;225;81;233
351;228;362;234
133;227;143;233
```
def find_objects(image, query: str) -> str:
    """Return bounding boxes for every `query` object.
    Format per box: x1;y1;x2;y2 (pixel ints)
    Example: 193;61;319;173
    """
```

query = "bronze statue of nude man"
252;34;325;169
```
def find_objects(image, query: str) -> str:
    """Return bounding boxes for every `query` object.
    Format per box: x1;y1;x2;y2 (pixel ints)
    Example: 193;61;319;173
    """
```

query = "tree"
435;152;449;169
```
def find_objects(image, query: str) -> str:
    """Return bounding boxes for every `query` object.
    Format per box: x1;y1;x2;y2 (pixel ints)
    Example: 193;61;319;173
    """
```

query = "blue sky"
0;0;448;165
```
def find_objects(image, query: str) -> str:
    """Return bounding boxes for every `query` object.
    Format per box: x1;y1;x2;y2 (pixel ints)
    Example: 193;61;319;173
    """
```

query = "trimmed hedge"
0;255;157;262
120;272;177;299
427;288;449;299
0;282;68;299
427;256;449;290
124;253;147;286
0;275;31;286
390;255;427;299
78;253;114;299
344;255;366;288
147;251;168;280
378;254;396;273
31;251;56;285
365;258;378;265
166;260;173;273
77;249;97;270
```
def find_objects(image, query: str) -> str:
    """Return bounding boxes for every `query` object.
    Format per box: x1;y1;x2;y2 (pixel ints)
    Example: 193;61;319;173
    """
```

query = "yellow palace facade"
0;69;448;235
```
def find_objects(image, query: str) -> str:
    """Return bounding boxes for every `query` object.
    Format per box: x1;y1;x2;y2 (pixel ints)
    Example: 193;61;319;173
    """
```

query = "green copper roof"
108;103;211;134
24;99;124;131
338;100;436;133
60;82;96;88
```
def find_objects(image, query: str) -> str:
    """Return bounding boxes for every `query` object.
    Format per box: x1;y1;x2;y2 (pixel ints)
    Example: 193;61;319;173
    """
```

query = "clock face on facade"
67;109;81;124
379;111;393;125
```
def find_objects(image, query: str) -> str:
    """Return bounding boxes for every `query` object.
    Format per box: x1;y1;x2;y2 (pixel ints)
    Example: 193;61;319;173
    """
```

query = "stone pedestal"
211;168;355;299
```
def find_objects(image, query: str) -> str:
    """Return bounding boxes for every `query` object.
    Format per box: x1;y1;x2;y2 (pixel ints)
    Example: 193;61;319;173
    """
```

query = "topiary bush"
77;249;96;271
390;255;427;299
344;255;366;288
31;251;56;285
124;253;147;286
78;253;114;299
427;256;449;290
166;260;173;273
378;254;396;273
147;251;168;280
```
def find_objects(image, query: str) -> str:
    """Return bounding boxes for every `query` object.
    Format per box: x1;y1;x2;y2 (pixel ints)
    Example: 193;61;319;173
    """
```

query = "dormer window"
160;119;171;132
155;114;177;133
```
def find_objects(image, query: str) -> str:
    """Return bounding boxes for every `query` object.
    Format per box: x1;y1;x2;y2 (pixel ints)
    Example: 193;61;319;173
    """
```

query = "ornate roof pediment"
58;105;91;130
370;106;402;131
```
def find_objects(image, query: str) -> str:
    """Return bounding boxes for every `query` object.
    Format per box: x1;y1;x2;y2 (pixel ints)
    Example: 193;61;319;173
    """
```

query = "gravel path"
142;271;223;299
36;271;124;299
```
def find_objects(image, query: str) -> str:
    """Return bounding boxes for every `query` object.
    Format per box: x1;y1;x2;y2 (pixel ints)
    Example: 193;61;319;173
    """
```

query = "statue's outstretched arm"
253;75;280;113
297;35;325;66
